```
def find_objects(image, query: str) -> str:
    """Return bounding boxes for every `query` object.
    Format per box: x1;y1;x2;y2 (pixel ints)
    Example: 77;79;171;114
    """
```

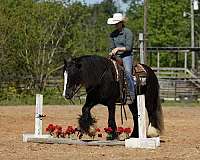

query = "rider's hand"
109;52;113;56
110;48;119;55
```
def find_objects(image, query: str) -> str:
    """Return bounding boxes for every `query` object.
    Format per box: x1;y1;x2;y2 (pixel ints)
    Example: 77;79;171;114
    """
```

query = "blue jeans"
122;55;135;100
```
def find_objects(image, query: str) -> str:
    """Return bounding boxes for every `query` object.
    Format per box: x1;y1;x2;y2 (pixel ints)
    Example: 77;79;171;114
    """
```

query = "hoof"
78;115;96;133
147;124;160;137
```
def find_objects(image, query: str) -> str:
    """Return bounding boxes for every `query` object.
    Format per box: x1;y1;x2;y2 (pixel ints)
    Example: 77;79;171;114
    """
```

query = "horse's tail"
146;90;164;137
143;64;164;137
152;92;164;135
155;92;164;134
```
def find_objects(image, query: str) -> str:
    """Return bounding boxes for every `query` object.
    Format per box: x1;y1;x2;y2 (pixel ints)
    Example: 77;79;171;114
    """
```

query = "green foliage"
0;87;84;105
126;0;191;47
148;0;190;47
126;0;196;66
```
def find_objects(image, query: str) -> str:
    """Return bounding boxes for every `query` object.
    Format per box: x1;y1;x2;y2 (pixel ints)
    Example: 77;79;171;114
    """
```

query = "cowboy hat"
107;13;125;25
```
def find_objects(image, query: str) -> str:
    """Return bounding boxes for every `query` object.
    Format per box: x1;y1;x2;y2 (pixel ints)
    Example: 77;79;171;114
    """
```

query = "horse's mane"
75;55;115;87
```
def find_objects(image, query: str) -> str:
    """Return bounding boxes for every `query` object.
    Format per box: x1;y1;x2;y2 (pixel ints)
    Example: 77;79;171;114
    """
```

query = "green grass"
0;95;199;107
0;88;85;106
0;87;199;106
162;101;200;107
0;94;85;106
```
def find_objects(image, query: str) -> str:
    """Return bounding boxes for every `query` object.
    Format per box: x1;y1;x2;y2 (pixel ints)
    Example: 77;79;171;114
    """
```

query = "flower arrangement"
54;125;62;137
123;127;132;139
46;124;131;140
96;128;102;138
46;124;55;136
46;124;77;138
64;126;76;138
104;127;113;140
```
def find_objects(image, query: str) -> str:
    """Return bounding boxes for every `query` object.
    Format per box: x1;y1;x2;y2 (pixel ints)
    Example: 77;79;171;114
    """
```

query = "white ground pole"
23;94;50;142
125;95;160;149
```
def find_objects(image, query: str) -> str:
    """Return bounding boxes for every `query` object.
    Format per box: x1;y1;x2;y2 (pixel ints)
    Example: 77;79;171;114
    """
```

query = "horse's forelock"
64;56;77;67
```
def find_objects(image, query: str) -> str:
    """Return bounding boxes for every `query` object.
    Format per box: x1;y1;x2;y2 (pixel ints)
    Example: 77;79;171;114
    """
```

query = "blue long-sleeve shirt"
109;27;133;58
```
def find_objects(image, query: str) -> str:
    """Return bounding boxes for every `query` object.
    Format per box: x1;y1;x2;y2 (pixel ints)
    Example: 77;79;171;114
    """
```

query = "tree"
125;0;192;66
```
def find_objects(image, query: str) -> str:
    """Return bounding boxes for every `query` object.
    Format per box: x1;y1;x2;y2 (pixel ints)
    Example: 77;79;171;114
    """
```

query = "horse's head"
63;57;82;99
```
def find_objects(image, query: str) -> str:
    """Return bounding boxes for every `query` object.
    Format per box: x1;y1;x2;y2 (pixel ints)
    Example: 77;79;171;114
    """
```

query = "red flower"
104;127;113;133
124;128;131;134
95;128;101;132
116;127;124;134
53;125;62;137
54;128;62;137
46;124;56;133
65;126;75;135
55;125;62;130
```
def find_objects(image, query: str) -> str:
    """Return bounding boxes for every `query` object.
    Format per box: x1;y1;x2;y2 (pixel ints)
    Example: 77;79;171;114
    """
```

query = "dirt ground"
0;105;200;160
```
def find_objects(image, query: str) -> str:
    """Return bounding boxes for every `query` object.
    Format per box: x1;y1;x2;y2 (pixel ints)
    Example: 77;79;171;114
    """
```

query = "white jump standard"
23;94;50;142
125;95;160;149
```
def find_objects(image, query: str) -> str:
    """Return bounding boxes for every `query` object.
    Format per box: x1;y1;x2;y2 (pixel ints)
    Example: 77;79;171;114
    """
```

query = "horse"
63;55;164;139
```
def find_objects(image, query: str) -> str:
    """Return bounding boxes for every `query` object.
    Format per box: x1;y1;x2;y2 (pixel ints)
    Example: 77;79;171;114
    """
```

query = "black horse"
63;55;164;139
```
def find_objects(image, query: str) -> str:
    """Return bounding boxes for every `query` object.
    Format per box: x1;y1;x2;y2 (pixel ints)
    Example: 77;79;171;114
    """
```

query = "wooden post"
143;0;148;64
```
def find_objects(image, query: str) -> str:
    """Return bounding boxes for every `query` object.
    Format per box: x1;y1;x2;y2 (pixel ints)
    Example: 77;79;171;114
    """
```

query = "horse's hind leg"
128;102;139;138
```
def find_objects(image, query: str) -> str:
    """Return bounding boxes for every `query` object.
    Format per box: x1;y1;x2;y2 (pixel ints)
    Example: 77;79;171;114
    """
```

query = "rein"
69;85;83;104
108;56;128;125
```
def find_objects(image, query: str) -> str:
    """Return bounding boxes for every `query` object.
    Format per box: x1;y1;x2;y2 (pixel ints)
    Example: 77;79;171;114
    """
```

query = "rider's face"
114;22;123;31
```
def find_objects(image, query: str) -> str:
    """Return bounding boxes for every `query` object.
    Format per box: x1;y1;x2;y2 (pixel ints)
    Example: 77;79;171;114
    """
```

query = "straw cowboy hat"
107;13;125;25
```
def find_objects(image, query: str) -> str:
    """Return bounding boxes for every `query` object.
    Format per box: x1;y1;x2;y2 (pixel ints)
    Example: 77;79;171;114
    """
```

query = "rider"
107;13;135;101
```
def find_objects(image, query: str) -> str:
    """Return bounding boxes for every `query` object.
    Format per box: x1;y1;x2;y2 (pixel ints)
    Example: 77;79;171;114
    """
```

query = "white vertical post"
125;94;160;149
139;33;144;64
157;51;160;78
184;51;188;74
35;94;43;136
191;0;195;69
137;95;147;138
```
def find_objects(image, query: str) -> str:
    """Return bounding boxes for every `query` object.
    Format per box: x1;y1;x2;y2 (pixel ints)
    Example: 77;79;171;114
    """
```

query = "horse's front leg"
107;103;118;140
78;99;97;134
